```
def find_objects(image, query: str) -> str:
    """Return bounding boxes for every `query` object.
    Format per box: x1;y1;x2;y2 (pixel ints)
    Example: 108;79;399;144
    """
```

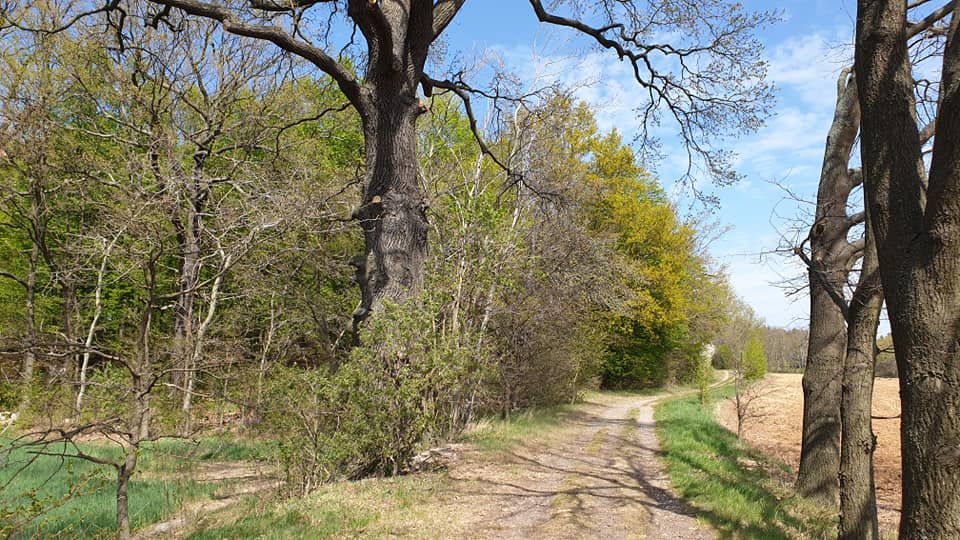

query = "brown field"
716;373;902;536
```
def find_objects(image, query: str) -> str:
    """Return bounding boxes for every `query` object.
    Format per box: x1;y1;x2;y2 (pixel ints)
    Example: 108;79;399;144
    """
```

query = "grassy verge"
655;388;834;539
186;474;447;540
0;436;268;538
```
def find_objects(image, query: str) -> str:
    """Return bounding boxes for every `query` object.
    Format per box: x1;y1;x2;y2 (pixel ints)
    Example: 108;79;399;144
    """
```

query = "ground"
421;392;714;539
716;373;902;536
176;390;719;539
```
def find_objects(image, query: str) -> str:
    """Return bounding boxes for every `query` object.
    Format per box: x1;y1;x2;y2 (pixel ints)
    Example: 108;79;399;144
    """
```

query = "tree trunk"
19;241;39;409
171;226;200;390
115;449;137;540
838;220;882;540
856;1;960;536
797;69;862;504
352;88;428;331
60;280;77;381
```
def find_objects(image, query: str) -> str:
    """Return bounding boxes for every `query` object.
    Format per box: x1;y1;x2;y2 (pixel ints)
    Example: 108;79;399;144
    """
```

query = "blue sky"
438;1;863;329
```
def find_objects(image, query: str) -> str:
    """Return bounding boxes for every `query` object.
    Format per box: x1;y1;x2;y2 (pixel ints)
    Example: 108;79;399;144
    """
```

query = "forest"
0;1;958;539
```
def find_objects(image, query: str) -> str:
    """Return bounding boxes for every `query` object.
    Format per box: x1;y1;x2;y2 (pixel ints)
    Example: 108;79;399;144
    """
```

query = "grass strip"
654;389;834;539
0;436;268;538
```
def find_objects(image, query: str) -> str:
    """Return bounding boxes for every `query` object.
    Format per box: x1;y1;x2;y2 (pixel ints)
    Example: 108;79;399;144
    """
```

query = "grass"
458;402;577;452
0;435;269;538
655;388;834;539
185;473;449;539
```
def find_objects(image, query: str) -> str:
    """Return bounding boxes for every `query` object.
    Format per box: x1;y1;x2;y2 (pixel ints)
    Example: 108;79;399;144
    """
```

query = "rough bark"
856;1;960;536
115;449;137;540
348;0;432;330
838;218;882;540
21;241;39;386
797;70;862;503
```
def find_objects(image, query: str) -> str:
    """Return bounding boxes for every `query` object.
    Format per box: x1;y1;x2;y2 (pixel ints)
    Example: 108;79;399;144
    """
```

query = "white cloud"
767;32;852;110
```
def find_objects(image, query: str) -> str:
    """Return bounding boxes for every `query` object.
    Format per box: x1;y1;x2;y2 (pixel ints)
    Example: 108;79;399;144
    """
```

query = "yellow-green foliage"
577;122;727;388
743;331;768;381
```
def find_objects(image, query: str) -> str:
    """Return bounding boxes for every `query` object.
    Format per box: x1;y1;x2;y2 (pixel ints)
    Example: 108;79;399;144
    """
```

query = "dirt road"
422;391;715;539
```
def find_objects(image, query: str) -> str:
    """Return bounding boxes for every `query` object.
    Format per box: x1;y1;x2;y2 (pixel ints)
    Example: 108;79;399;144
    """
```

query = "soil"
716;373;902;536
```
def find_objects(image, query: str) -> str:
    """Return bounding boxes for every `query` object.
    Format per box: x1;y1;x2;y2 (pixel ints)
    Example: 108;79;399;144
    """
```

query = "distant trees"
760;326;807;372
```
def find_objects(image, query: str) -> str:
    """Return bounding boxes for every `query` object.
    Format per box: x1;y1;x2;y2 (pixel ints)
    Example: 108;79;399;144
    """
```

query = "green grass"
186;497;375;540
0;436;268;539
655;389;834;539
186;473;450;539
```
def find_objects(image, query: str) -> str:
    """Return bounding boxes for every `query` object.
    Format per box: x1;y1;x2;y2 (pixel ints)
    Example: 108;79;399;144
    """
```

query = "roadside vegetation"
655;387;834;539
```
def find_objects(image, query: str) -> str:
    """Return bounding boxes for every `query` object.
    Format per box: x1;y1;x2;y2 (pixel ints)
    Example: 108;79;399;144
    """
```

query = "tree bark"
856;1;960;536
797;69;861;503
838;218;882;540
115;449;137;540
349;0;432;330
352;91;428;330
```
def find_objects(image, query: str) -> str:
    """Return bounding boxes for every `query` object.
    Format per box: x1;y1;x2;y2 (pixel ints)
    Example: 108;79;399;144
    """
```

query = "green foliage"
262;295;477;493
743;332;768;381
712;343;736;370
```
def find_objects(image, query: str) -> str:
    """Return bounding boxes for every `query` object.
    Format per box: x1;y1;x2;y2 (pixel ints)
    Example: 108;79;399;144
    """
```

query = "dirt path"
423;389;717;539
135;462;279;539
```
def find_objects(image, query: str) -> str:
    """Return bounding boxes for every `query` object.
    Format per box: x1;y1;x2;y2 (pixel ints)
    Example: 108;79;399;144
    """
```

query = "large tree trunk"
352;92;428;330
349;0;431;330
838;219;882;540
856;1;960;536
797;69;862;503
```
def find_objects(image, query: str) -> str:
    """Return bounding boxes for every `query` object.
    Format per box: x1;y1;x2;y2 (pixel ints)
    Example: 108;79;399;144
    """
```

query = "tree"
838;212;883;540
742;331;767;381
8;0;776;327
795;66;863;505
855;0;960;536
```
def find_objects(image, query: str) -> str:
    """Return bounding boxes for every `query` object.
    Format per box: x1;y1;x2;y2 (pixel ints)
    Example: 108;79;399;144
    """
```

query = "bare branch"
431;0;465;40
794;243;851;320
146;0;363;107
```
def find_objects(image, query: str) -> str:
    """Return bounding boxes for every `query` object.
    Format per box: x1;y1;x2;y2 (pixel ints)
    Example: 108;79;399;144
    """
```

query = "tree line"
0;5;767;535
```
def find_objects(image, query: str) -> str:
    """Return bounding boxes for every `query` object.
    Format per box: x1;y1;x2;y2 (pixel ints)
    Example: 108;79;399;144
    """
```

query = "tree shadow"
656;399;834;539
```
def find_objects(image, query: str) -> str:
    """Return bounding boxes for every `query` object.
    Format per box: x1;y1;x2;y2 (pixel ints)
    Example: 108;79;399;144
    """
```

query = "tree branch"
794;243;851;320
431;0;465;40
145;0;363;107
422;75;517;183
907;0;957;38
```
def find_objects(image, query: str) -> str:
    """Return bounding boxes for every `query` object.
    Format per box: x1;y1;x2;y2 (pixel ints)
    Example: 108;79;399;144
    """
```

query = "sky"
437;0;864;329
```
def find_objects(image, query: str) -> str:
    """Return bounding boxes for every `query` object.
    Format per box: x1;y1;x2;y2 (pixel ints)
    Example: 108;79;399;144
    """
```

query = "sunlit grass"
458;403;577;452
655;389;834;539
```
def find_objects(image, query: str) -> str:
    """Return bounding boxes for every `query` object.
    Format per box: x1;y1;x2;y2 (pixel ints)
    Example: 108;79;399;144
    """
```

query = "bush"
261;296;477;495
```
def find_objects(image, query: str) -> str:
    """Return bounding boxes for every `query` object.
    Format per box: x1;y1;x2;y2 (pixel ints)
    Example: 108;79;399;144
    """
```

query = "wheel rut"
428;390;717;539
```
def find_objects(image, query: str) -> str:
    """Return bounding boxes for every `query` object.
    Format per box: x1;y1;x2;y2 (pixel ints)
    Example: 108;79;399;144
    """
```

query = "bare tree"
9;0;777;327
